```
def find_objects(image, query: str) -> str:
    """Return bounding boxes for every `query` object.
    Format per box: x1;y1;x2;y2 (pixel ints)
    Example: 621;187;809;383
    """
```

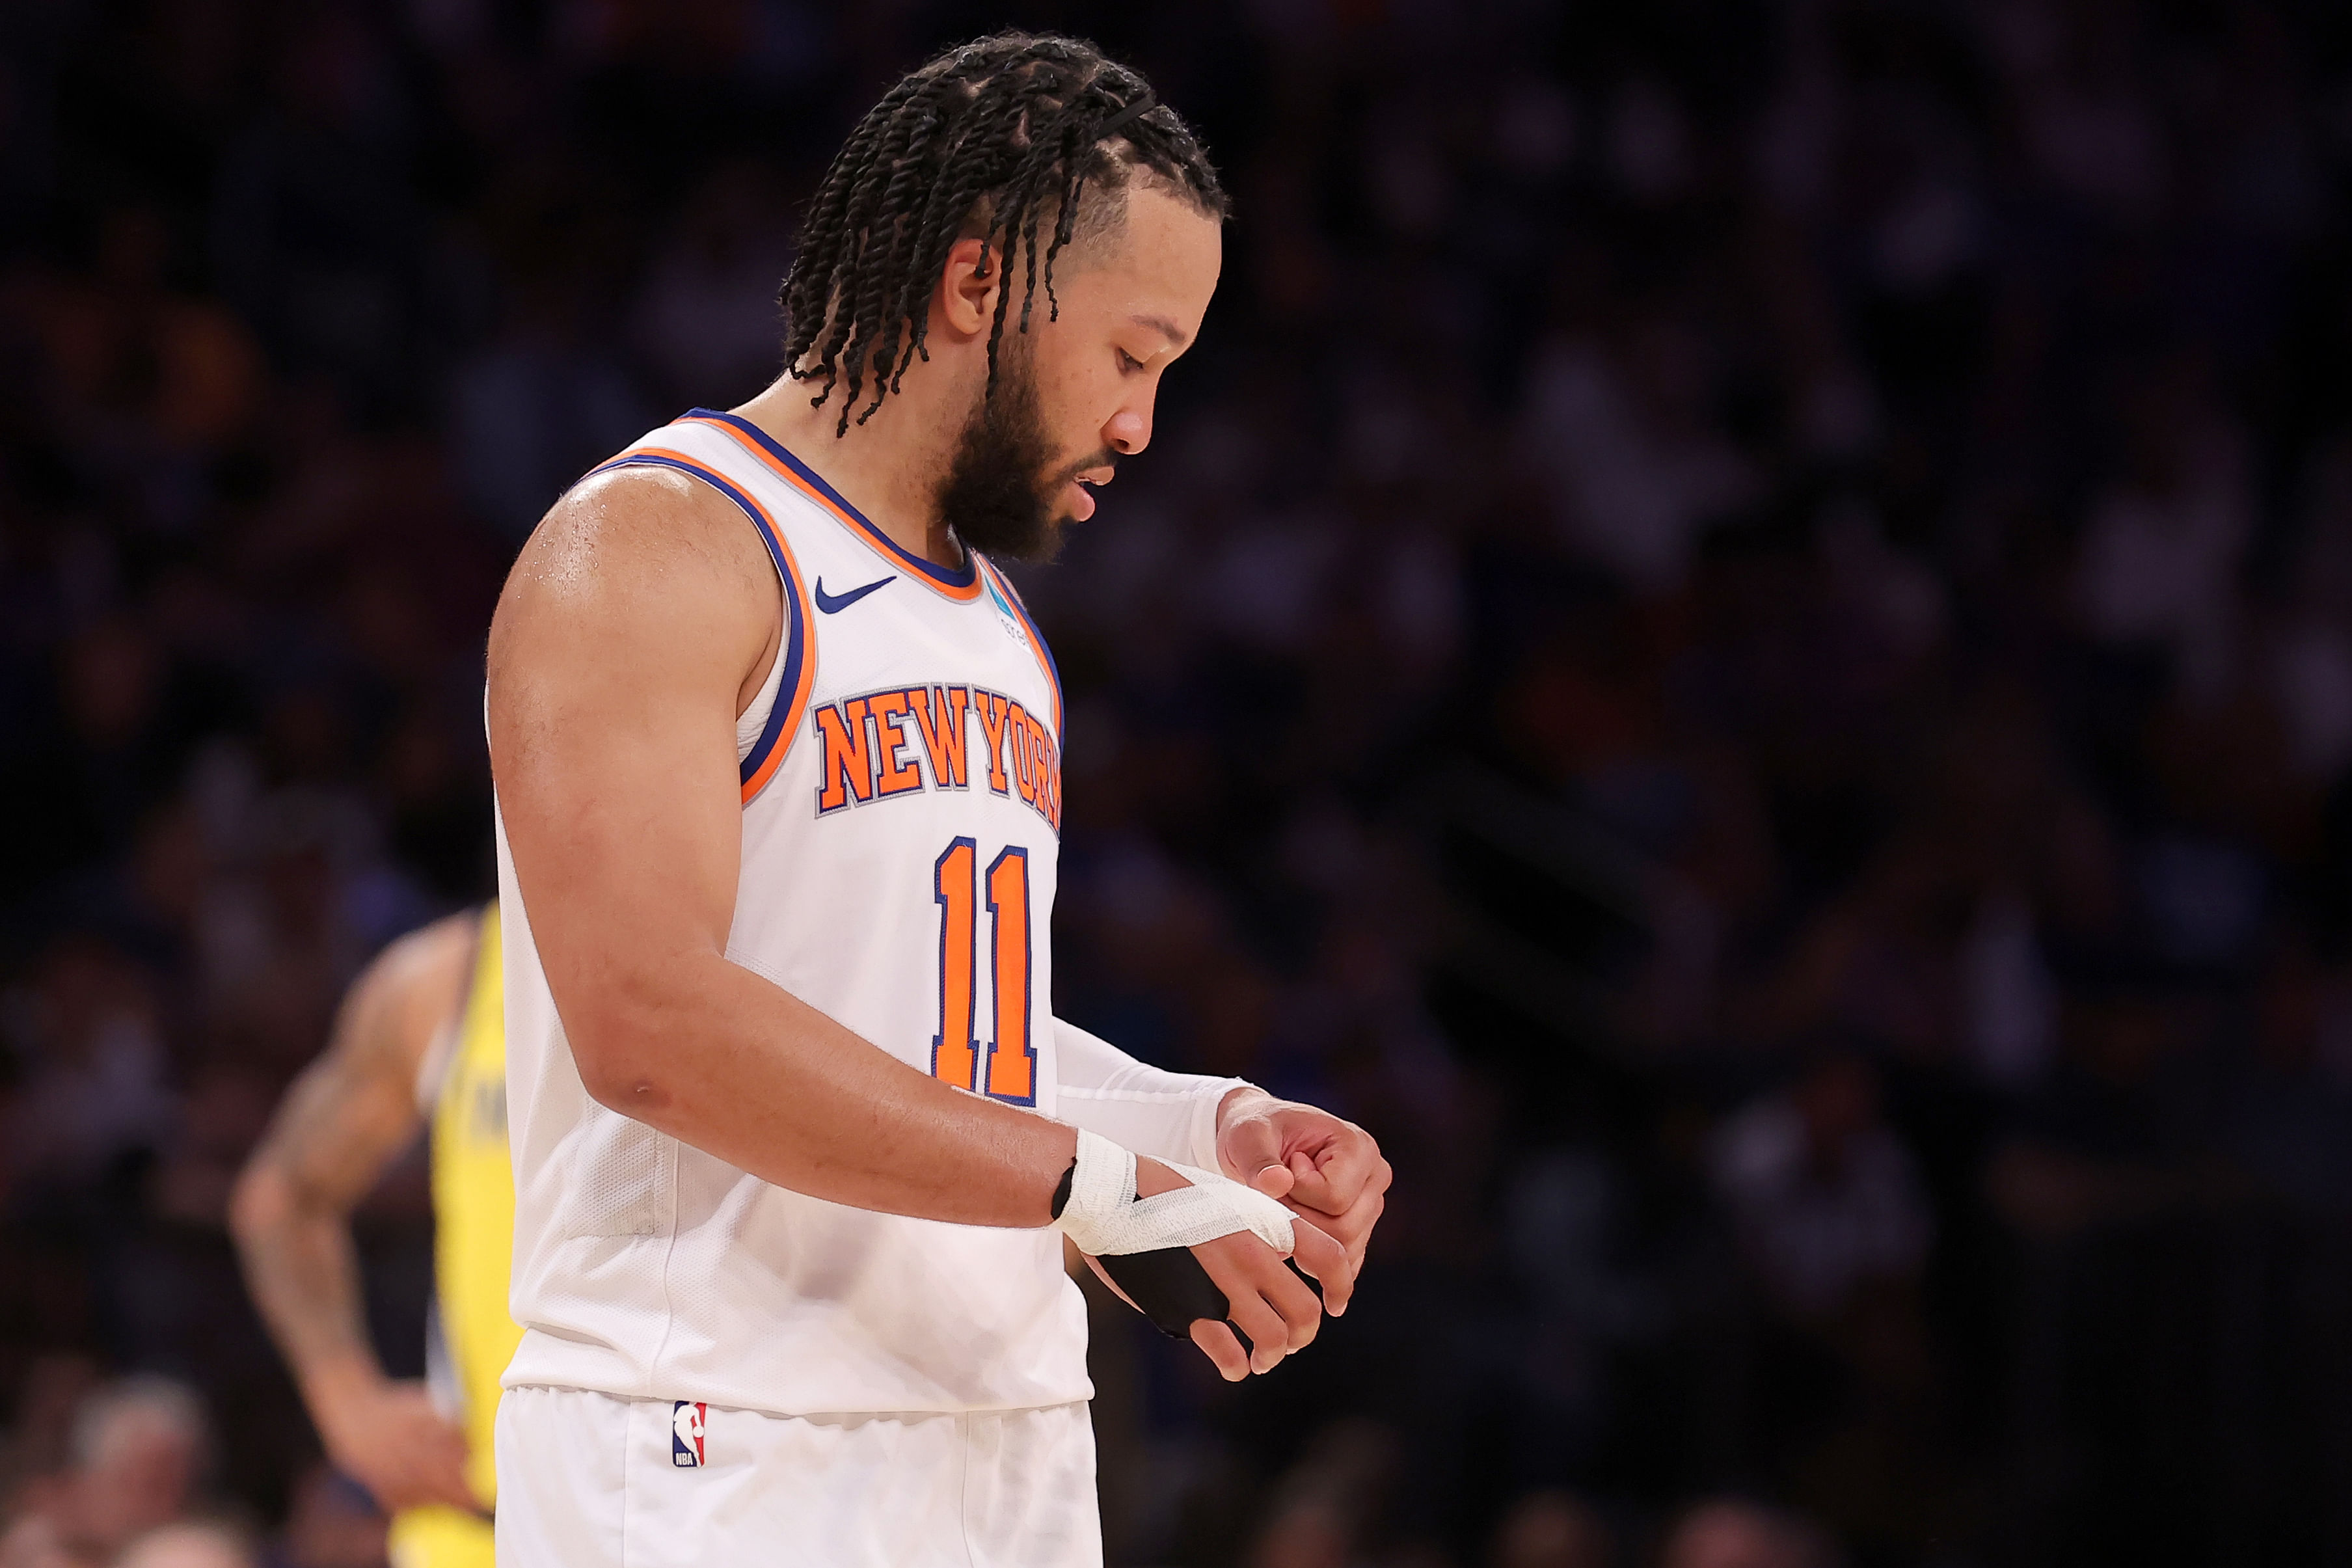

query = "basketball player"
230;905;516;1568
487;33;1391;1565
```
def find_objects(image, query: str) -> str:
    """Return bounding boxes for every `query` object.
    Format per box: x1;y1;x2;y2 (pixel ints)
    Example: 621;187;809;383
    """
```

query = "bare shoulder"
347;910;480;1081
487;463;782;831
488;463;779;734
366;911;478;1013
495;466;775;634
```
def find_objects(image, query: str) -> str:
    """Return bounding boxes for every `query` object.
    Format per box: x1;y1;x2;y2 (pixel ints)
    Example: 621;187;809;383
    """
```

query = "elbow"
575;1051;676;1118
563;971;684;1119
227;1159;288;1254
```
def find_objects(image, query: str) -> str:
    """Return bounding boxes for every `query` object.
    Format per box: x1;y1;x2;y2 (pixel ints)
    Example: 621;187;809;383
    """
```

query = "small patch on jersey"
671;1401;707;1467
984;578;1027;645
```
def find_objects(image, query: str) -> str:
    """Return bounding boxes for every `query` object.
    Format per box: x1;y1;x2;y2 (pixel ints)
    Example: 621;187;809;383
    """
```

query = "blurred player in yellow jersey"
231;906;517;1568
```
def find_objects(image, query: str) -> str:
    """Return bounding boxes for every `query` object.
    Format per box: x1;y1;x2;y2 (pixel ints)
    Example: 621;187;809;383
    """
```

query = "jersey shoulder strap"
589;417;819;804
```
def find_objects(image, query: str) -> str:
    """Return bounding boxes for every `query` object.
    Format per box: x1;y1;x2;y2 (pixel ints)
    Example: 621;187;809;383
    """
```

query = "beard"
936;349;1108;566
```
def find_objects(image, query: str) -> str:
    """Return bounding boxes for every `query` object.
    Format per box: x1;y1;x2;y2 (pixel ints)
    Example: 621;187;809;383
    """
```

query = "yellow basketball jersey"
389;904;517;1568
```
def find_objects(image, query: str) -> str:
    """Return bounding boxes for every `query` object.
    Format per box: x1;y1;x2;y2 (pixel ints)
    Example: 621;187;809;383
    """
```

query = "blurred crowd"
5;0;2352;1564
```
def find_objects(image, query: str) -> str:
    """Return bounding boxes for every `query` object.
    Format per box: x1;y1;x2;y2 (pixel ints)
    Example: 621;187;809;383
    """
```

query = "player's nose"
1105;404;1151;457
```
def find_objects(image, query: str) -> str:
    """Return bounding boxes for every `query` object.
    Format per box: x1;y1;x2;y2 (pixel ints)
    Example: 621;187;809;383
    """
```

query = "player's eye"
1116;348;1145;374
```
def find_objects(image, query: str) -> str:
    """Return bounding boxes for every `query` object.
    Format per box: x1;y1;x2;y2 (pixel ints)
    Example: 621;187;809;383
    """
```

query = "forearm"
573;949;1077;1226
1053;1018;1249;1170
229;1169;386;1409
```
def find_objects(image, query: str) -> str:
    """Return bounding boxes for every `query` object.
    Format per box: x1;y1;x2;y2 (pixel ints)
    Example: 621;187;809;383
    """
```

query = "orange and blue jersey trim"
590;447;817;804
681;409;986;603
975;556;1062;740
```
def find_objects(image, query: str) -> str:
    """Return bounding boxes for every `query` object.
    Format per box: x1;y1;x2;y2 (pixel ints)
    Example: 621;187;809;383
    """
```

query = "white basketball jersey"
495;409;1087;1416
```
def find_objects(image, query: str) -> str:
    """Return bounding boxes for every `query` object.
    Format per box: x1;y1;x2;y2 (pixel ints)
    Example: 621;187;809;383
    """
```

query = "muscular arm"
491;469;1346;1376
488;469;1081;1226
230;915;476;1507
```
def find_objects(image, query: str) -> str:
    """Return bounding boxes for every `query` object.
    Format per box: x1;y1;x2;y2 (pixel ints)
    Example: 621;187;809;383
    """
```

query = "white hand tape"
1053;1128;1295;1257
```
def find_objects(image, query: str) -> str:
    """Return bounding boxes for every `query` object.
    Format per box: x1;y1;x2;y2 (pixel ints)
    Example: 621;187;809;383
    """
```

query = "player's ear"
936;237;999;342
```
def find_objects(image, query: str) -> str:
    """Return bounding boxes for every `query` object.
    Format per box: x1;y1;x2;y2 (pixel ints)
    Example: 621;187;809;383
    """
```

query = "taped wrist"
1051;1129;1297;1340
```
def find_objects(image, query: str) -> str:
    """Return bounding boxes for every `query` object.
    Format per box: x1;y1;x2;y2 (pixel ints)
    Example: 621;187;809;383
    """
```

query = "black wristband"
1049;1157;1076;1221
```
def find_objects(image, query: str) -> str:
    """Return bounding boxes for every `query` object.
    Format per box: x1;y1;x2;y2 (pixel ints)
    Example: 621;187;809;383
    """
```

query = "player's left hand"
1215;1088;1390;1291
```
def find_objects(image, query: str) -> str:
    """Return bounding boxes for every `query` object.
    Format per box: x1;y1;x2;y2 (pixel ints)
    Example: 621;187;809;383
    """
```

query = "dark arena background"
8;2;2352;1565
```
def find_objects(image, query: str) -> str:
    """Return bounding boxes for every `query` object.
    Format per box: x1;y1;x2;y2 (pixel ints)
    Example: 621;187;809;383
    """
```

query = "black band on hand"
1095;1247;1230;1340
1049;1157;1077;1221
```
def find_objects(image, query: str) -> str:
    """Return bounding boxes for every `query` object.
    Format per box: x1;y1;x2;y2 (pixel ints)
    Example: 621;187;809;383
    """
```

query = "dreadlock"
778;33;1227;435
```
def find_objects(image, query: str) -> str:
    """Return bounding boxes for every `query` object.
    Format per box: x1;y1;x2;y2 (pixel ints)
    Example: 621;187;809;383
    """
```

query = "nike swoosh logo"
814;575;896;614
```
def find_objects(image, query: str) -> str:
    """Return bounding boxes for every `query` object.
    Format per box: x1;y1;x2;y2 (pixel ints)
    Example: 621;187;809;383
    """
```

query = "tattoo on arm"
232;916;472;1392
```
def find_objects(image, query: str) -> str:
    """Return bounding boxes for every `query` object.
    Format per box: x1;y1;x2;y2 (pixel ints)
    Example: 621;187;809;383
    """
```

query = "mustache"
1055;449;1119;485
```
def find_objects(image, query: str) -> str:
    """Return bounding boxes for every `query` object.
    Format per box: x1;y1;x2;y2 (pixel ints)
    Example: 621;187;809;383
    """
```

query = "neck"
731;372;966;570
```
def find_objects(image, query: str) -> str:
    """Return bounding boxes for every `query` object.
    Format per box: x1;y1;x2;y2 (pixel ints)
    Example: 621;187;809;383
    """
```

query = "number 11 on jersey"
930;838;1035;1103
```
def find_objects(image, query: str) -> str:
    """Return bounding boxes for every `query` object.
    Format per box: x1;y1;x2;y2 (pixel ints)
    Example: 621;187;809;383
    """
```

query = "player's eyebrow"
1131;314;1190;349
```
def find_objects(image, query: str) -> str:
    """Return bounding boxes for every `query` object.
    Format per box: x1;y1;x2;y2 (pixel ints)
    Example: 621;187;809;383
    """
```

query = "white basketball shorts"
493;1385;1102;1568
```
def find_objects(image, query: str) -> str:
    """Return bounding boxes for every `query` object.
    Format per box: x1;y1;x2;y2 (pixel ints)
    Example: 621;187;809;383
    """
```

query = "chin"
1025;520;1072;565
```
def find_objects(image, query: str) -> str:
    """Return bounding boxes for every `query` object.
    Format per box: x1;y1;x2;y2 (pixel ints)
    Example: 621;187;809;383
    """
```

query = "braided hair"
779;33;1226;435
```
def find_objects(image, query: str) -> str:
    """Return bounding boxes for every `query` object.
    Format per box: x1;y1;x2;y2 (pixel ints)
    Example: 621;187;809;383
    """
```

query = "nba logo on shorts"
671;1401;707;1468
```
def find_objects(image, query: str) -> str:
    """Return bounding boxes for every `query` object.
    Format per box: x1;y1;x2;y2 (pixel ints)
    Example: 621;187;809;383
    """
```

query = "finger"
1345;1191;1384;1272
1284;1187;1375;1249
1258;1252;1323;1353
1284;1192;1384;1283
1190;1319;1251;1381
1299;1155;1392;1245
1287;1214;1354;1318
1219;1110;1284;1185
404;1434;478;1512
1226;1282;1295;1373
1251;1162;1297;1200
1291;1134;1381;1213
